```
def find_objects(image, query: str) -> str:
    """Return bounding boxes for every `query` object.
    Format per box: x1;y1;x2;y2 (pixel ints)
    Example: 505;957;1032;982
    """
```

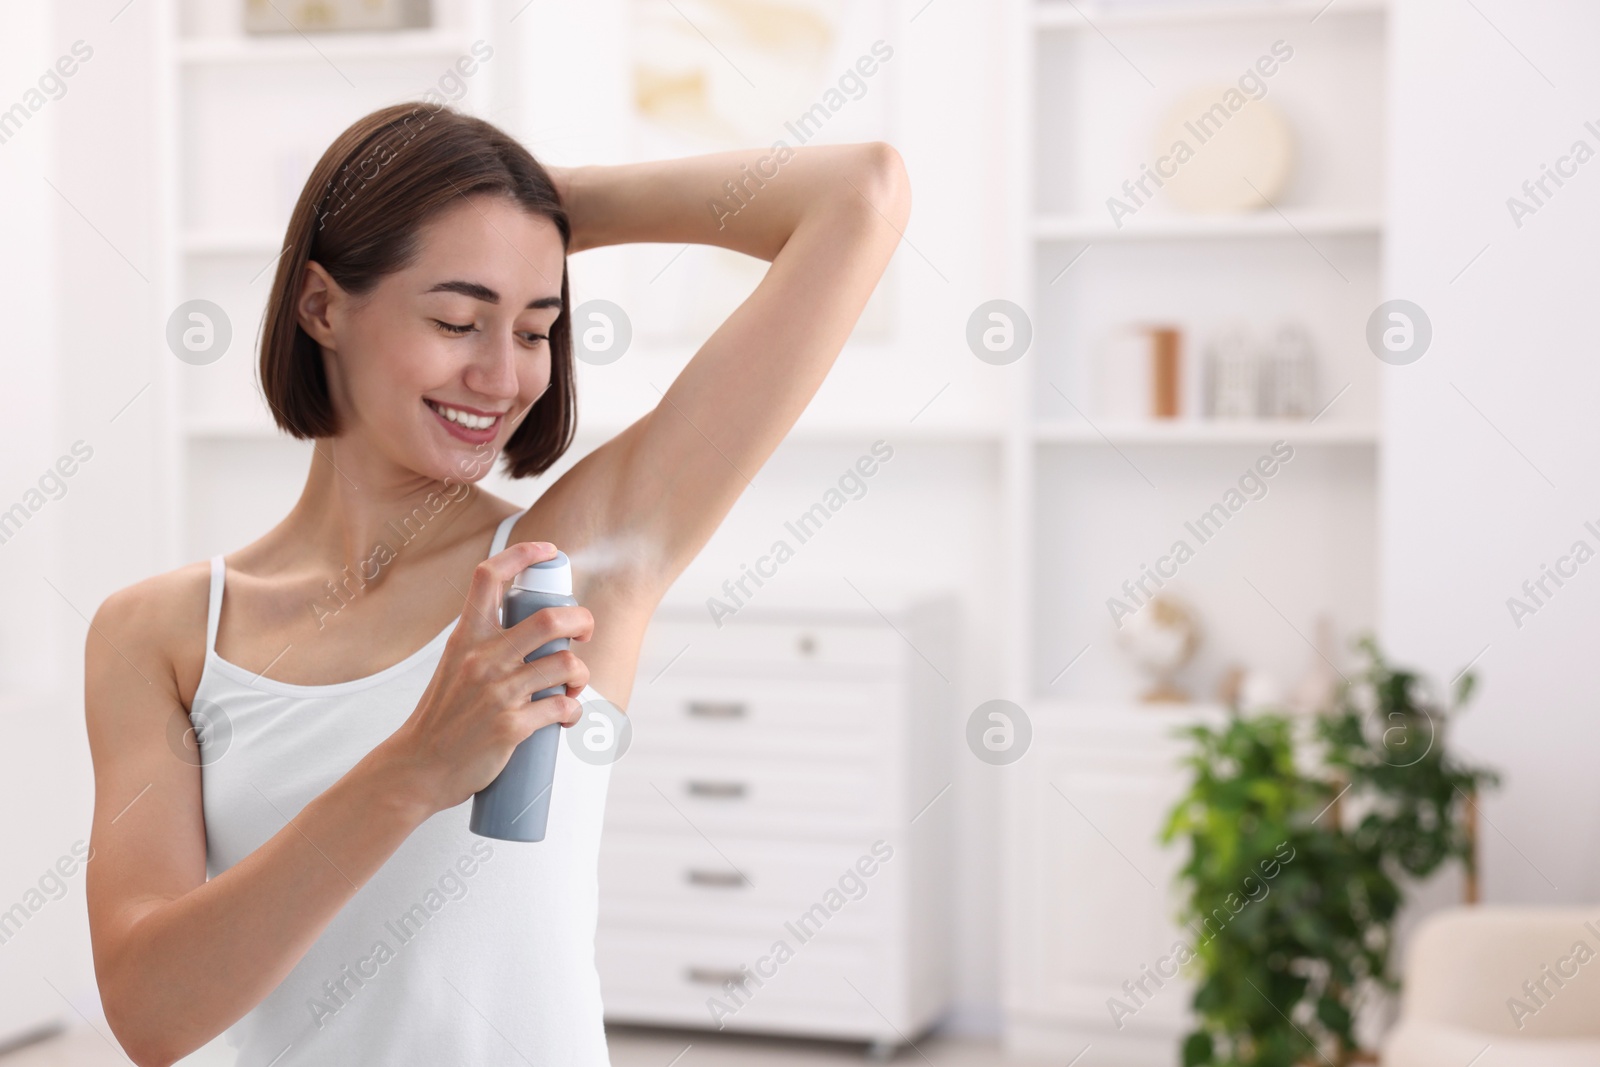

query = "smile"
425;399;504;441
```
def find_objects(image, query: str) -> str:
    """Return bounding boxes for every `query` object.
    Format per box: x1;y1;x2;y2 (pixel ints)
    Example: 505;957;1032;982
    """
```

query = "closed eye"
434;319;547;346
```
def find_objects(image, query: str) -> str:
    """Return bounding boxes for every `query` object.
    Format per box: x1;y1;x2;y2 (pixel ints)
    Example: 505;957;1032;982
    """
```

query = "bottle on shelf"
1093;322;1186;421
1260;322;1317;419
1205;324;1257;420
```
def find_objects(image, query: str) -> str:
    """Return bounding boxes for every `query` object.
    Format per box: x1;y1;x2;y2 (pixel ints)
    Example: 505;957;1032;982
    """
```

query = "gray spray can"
469;550;576;842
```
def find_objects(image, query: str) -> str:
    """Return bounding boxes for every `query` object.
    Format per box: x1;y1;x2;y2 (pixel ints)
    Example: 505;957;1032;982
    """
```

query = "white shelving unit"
1032;419;1378;444
1033;209;1381;241
1033;0;1387;30
1000;0;1388;1061
1016;0;1388;694
176;27;479;64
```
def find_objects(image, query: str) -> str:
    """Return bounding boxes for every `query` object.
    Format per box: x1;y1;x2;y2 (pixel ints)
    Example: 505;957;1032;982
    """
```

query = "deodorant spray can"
469;550;576;842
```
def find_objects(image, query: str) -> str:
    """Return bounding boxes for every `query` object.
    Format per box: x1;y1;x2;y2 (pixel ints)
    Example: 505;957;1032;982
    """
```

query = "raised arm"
541;142;910;596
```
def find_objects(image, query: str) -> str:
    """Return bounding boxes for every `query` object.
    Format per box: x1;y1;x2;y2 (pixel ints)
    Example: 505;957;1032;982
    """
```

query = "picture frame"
243;0;432;35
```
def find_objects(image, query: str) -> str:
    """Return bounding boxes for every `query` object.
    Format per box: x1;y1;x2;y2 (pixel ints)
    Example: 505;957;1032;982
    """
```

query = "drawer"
639;616;905;679
597;925;899;1034
605;750;890;837
597;831;896;937
626;676;902;756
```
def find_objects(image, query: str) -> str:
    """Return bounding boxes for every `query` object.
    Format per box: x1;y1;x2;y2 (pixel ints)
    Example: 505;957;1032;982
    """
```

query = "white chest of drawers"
596;596;959;1053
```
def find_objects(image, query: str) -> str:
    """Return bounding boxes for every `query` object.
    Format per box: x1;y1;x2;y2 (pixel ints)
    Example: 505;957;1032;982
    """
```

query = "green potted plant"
1162;636;1499;1066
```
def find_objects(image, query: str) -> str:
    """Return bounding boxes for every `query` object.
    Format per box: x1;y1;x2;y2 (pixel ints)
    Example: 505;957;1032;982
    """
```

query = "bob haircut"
259;102;574;479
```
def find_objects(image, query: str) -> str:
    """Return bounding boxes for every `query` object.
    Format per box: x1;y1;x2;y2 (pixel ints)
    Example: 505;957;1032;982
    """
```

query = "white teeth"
429;401;497;430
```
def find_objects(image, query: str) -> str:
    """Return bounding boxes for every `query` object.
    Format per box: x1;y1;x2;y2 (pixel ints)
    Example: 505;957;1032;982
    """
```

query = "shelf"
1033;419;1378;444
185;419;286;440
1035;0;1386;31
184;418;1004;445
1029;696;1230;718
1034;211;1382;242
1024;698;1233;744
189;415;1369;448
575;420;1002;444
178;28;474;65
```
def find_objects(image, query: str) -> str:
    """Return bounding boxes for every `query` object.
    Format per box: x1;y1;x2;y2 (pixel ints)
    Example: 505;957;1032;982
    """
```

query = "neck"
281;435;497;582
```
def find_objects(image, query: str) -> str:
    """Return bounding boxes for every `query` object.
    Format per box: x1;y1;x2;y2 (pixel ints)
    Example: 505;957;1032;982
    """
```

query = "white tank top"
190;508;613;1066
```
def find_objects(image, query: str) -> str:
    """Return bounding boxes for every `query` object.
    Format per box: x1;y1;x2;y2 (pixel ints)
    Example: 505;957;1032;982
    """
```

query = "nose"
462;327;520;401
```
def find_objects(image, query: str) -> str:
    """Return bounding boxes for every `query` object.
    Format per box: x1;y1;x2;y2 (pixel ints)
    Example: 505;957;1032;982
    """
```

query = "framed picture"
625;0;900;346
243;0;432;34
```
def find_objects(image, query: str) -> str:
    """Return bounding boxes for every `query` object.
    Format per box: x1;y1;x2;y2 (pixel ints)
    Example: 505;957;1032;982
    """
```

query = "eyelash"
431;319;547;345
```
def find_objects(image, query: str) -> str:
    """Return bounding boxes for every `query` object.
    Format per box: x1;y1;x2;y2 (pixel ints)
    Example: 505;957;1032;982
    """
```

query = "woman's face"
302;193;566;484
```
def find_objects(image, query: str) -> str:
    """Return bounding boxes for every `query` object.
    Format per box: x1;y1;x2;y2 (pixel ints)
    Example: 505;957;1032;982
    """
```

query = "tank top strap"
205;555;225;655
489;507;529;558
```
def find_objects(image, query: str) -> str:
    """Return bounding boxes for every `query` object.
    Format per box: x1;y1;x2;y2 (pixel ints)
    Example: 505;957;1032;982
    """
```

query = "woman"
83;102;908;1066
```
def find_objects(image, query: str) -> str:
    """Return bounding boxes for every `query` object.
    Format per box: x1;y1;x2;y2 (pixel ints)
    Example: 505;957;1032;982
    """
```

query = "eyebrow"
425;280;562;311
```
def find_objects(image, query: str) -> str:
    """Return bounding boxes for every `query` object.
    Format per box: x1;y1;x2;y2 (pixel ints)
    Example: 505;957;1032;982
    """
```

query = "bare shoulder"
88;559;213;715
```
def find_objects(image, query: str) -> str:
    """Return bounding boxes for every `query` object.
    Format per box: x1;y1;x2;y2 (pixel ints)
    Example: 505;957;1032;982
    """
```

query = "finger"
504;604;595;655
512;647;589;698
557;694;585;726
514;694;583;738
460;540;558;635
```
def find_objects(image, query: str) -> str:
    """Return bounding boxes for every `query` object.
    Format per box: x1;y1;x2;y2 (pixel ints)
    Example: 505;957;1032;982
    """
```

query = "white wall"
1384;0;1600;903
0;0;185;1046
0;0;60;687
0;0;67;1047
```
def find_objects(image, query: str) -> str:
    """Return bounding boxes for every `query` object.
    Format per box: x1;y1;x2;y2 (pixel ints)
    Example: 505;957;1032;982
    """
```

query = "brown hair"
259;102;574;479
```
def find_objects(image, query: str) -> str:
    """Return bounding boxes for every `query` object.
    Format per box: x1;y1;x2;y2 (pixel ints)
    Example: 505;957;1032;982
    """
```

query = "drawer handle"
685;966;747;987
686;868;747;888
687;700;747;719
686;780;746;799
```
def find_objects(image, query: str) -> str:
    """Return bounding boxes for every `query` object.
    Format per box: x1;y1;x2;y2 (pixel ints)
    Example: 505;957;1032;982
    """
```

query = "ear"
295;260;346;350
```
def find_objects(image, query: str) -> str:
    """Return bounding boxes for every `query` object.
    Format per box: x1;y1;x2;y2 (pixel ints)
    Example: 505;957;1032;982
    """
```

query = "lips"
425;399;504;443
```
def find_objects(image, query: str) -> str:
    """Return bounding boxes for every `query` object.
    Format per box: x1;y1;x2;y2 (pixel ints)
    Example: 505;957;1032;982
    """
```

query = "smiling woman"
260;106;577;482
82;100;907;1067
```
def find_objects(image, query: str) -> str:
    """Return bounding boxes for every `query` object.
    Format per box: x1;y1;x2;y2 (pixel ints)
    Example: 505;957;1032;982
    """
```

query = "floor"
0;1023;1057;1066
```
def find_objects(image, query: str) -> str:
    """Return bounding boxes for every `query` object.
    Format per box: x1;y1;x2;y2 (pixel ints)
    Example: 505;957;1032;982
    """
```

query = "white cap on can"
511;550;572;595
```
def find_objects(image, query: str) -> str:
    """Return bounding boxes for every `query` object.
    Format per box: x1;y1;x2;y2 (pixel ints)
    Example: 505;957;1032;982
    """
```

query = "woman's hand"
377;540;593;818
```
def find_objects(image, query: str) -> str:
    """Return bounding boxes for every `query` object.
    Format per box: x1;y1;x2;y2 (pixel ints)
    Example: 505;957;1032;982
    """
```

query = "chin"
436;443;500;485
